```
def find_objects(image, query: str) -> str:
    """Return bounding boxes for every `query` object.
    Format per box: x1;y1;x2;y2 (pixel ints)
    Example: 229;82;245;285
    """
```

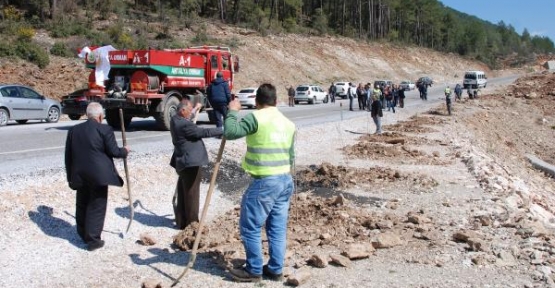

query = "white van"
463;71;487;89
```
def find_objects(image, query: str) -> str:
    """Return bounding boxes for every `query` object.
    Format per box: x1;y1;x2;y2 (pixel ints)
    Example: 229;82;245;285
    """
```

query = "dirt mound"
295;162;438;190
358;131;439;146
383;115;446;133
173;193;439;270
507;72;555;99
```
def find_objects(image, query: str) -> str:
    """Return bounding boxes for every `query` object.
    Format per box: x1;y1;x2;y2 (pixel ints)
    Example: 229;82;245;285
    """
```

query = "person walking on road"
398;86;406;108
207;71;232;130
370;93;383;134
64;102;129;251
454;84;462;101
357;83;366;110
444;86;453;116
169;99;223;229
328;83;336;103
287;85;296;107
348;82;355;111
224;83;296;282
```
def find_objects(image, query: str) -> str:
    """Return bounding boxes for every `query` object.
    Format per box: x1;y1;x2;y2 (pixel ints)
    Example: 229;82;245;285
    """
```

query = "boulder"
372;232;403;249
330;254;352;267
286;267;312;286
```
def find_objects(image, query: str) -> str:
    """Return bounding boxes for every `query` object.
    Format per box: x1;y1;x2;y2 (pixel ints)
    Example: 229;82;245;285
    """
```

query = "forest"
1;0;553;69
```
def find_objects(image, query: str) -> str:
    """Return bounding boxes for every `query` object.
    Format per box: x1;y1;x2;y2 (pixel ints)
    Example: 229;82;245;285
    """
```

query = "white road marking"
0;133;168;155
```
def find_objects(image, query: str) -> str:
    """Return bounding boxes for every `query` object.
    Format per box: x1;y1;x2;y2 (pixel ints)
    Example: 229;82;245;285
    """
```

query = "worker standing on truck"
224;83;295;282
207;71;231;130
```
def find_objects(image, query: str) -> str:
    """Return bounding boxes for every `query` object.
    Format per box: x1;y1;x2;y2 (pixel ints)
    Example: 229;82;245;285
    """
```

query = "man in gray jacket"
170;99;223;229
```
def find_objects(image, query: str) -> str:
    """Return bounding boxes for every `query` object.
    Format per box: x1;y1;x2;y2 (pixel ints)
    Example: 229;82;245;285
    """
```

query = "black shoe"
263;265;283;281
87;240;105;251
229;267;262;282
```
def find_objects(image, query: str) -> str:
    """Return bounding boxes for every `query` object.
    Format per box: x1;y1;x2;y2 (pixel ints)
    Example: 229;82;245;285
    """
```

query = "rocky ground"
2;71;555;288
1;19;555;288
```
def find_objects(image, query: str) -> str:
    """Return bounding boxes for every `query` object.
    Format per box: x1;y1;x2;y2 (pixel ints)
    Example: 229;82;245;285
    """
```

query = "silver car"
0;84;61;126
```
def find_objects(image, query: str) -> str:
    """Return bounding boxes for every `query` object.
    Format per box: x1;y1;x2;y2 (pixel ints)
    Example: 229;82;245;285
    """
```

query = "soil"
3;20;555;288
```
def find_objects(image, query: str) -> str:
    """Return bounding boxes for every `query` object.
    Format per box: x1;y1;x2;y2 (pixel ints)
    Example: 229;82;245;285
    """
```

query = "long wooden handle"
171;137;226;287
119;108;134;234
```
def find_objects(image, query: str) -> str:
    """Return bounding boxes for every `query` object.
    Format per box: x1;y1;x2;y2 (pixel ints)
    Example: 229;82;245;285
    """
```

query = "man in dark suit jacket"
170;99;223;229
65;102;129;251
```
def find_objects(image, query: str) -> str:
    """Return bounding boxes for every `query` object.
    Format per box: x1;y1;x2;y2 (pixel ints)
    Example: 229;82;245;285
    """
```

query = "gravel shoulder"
2;76;555;288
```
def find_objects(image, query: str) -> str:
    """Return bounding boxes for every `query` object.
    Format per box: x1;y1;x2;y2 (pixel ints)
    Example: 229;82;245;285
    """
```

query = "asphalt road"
0;75;519;175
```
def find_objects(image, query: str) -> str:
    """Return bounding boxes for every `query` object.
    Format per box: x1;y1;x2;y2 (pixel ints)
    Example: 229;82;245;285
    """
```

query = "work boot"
263;265;284;281
87;240;105;252
229;267;262;282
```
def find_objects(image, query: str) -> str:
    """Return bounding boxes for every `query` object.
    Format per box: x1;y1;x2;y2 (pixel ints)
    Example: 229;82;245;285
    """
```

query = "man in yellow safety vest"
224;83;296;282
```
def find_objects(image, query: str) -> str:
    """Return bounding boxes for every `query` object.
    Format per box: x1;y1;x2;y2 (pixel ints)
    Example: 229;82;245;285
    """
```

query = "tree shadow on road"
28;205;84;249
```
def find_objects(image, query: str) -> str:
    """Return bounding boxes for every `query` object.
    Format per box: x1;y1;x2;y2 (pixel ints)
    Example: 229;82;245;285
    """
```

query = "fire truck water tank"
130;70;160;92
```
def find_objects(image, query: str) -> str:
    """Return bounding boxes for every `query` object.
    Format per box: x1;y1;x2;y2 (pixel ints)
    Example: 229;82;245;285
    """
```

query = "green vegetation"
0;0;553;69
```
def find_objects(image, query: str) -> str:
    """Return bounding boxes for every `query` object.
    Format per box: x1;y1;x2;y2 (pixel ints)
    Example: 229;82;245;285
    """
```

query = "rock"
372;232;403;249
467;238;489;252
308;254;328;268
330;254;352;267
452;229;482;242
332;194;345;206
476;215;492;226
286;267;311;286
297;192;309;202
319;233;332;240
521;220;549;238
432;151;440;157
141;278;163;288
342;244;371;260
407;214;431;224
139;233;157;246
496;250;518;267
377;220;394;230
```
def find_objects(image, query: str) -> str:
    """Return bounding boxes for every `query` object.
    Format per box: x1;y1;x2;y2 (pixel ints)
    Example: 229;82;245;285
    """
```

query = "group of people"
65;73;294;283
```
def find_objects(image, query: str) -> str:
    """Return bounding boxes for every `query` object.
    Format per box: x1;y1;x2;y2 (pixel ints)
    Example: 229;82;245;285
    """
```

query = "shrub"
50;42;73;57
15;40;50;69
16;26;36;40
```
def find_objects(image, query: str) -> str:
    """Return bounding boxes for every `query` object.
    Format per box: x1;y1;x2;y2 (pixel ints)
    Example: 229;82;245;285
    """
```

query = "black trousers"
212;103;228;129
76;185;108;246
173;166;202;229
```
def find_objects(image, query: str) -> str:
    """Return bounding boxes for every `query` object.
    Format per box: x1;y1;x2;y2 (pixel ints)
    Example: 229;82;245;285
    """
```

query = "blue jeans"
240;174;294;275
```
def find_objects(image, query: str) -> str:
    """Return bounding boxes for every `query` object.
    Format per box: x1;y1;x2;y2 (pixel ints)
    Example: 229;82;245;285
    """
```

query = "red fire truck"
61;46;238;130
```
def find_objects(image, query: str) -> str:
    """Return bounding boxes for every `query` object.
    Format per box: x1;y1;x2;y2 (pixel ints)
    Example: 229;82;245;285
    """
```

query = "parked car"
399;80;415;90
373;80;393;89
333;82;351;99
0;84;61;126
236;87;258;109
294;85;329;104
416;76;433;88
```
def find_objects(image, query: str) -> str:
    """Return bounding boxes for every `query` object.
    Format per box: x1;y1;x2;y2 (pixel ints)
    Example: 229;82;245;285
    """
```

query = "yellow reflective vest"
242;107;295;176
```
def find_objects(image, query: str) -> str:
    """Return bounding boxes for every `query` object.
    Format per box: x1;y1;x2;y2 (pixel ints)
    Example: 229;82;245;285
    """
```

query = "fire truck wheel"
157;96;180;130
68;114;82;120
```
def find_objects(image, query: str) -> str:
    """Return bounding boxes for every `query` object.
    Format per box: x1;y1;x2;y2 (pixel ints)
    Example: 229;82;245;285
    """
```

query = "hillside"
0;23;494;103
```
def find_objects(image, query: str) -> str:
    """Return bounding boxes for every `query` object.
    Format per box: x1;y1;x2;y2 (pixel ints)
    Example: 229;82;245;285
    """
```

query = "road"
0;75;519;175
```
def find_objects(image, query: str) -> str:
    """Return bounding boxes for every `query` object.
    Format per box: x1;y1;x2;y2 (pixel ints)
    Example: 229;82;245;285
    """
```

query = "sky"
440;0;555;42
